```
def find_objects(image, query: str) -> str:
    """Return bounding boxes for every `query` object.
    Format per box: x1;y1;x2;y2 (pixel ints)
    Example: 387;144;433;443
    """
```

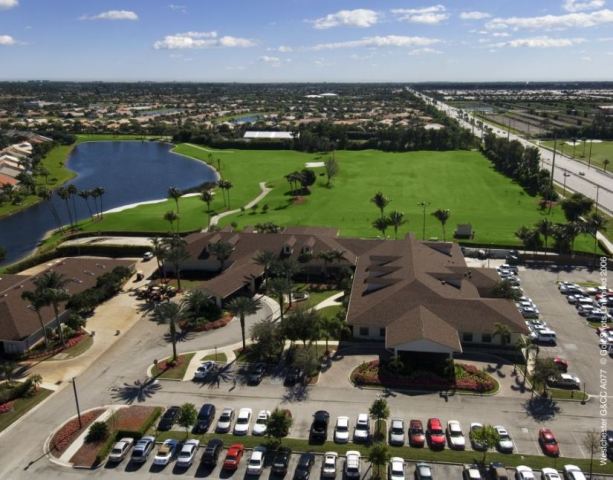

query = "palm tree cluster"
285;169;316;196
217;179;233;209
56;185;105;229
150;235;190;290
370;191;406;239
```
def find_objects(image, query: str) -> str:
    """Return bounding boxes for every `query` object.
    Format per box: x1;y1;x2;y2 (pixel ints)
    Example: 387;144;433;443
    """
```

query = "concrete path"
313;292;344;310
61;236;154;248
205;181;272;232
58;407;114;464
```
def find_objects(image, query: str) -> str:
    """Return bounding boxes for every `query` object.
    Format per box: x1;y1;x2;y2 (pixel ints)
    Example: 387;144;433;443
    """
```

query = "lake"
0;141;217;266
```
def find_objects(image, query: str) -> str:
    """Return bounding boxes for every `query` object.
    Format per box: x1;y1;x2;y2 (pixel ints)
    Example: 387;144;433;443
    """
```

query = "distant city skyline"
1;0;613;82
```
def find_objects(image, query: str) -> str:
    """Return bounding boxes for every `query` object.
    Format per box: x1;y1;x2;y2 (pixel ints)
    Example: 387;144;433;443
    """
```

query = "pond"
0;141;217;266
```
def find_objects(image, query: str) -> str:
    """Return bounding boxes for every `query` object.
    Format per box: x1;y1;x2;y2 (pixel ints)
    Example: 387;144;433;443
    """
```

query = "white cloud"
486;9;613;30
168;4;187;13
408;47;443;55
563;0;605;12
491;32;511;37
460;11;491;20
392;5;449;25
312;9;379;29
80;10;139;21
0;0;18;10
0;34;16;45
312;35;440;50
270;45;293;53
153;31;255;49
259;55;282;67
490;36;586;48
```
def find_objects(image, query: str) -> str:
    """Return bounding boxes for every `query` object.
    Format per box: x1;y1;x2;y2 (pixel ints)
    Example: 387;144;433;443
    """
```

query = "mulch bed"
25;331;89;361
113;406;158;431
49;408;106;456
182;313;233;332
69;437;107;468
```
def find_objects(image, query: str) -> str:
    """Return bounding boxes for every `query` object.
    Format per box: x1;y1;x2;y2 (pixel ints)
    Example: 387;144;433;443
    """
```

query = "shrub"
0;401;14;414
86;421;109;443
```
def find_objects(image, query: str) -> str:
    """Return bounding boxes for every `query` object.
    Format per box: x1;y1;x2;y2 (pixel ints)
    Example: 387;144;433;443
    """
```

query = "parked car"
321;451;338;478
541;467;562;480
284;366;305;386
353;413;370;443
547;373;581;389
415;462;434;480
388;457;405;480
520;307;539;319
142;251;153;261
469;423;486;451
246;446;267;476
553;357;568;373
489;462;509;480
446;420;466;450
194;361;215;380
247;363;266;385
294;452;315;480
272;447;292;475
588;310;611;322
222;443;245;470
252;410;271;436
108;437;134;463
131;436;155;463
494;426;514;453
334;415;350;443
409;419;426;447
201;438;223;467
563;464;587;480
515;465;535;480
176;439;200;468
310;410;330;442
153;439;178;466
389;418;405;446
539;428;560;457
463;464;483;480
533;328;557;345
233;407;252;435
195;403;216;433
216;407;234;433
427;418;446;449
157;405;180;431
344;451;361;479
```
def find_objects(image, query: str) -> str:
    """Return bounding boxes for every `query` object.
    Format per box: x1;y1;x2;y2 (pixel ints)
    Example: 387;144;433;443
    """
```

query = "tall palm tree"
67;184;78;226
38;187;63;231
168;187;182;214
223;180;234;209
535;218;554;251
387;211;406;239
153;300;185;362
431;209;451;241
201;190;214;220
586;212;607;257
227;296;262;351
57;186;73;227
564;221;583;257
604;158;610;172
492;323;512;347
78;189;94;220
254;250;277;288
21;289;50;349
372;217;390;238
268;277;290;321
150;237;168;280
163;210;179;234
208;241;234;272
92;186;105;218
32;271;72;346
370;192;390;218
162;235;190;291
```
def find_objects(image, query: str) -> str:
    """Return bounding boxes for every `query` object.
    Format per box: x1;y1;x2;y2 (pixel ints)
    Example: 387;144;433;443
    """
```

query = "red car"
426;418;446;449
553;357;568;373
222;443;245;470
409;419;426;447
538;428;560;457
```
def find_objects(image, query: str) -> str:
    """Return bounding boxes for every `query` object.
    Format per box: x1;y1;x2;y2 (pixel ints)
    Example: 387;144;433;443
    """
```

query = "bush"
0;378;33;404
85;421;109;443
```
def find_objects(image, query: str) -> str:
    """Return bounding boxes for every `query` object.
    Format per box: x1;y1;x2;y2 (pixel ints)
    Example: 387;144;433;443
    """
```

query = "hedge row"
0;379;33;404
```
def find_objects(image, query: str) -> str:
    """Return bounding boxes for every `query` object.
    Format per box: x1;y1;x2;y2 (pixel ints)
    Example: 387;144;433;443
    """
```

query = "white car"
494;425;514;453
142;251;154;261
389;418;405;446
216;407;234;433
193;361;215;379
131;436;155;463
108;437;134;463
353;413;370;442
176;439;200;468
246;446;267;475
334;416;350;443
252;410;271;436
562;465;586;480
516;465;535;480
153;439;178;466
541;468;562;480
344;451;361;479
233;407;252;435
321;451;338;478
446;420;466;450
464;465;483;479
388;457;405;480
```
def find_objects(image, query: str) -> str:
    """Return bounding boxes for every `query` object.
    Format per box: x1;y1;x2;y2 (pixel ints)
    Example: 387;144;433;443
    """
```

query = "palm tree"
67;184;78;226
91;186;105;218
254;250;277;288
150;237;168;280
535;218;554;251
370;192;390;218
57;186;73;227
21;289;50;349
38;187;63;231
367;444;391;480
168;187;182;214
564;221;584;256
604;158;610;172
431;209;451;241
201;189;214;223
163;210;179;234
227;296;262;351
32;271;72;346
387;211;406;239
492;323;512;347
162;236;189;291
268;277;290;320
183;289;216;326
586;212;607;257
153;300;185;362
223;180;234;209
78;189;94;220
372;217;390;238
208;241;234;272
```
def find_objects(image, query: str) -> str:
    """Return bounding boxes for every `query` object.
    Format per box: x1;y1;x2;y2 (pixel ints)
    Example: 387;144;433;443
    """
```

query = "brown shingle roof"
386;306;462;351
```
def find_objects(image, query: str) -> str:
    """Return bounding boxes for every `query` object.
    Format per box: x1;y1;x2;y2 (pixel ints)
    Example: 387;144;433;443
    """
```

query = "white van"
536;329;557;345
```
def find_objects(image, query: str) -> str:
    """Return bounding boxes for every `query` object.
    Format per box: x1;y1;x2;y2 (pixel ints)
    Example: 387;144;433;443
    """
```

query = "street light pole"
72;377;82;429
418;201;429;240
550;137;558;189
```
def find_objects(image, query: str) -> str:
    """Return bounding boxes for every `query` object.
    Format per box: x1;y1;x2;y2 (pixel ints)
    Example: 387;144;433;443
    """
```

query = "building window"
481;333;492;343
359;327;369;336
379;328;385;337
462;332;473;343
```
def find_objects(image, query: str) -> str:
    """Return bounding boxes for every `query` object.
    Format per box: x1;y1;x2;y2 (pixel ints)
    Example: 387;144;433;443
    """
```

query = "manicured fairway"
542;139;613;171
75;144;598;252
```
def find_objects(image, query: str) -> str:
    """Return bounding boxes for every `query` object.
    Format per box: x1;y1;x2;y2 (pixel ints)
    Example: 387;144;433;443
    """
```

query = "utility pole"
418;201;429;240
550;137;558;189
72;377;82;429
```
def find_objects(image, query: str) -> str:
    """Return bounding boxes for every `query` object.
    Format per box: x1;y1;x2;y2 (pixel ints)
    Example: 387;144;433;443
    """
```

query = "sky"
1;0;613;82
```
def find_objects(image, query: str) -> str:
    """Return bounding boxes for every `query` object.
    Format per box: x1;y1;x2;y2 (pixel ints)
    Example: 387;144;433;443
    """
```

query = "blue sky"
1;0;613;81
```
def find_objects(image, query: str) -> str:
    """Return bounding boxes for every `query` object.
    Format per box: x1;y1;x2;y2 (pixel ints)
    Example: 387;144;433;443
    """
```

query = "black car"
247;364;266;385
309;410;330;443
293;453;315;480
272;447;292;475
284;367;305;386
195;403;216;433
201;438;223;466
157;405;180;431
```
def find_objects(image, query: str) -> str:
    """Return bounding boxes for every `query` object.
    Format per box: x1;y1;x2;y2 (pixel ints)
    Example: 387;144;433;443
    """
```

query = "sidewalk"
58;407;116;464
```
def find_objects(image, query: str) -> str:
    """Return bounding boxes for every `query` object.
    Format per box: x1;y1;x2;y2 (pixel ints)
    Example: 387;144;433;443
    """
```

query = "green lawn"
151;352;195;380
318;305;342;320
63;145;599;253
202;352;228;363
0;388;53;432
542;139;613;171
58;335;93;359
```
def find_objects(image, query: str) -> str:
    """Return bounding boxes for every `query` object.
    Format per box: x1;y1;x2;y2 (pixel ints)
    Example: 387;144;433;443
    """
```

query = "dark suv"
201;438;223;466
157;405;180;431
309;410;330;443
247;364;266;385
294;453;315;480
272;447;292;475
195;403;216;433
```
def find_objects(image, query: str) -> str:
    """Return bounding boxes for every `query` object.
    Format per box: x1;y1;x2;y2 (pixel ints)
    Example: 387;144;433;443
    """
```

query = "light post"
71;377;82;429
562;171;570;196
417;201;429;240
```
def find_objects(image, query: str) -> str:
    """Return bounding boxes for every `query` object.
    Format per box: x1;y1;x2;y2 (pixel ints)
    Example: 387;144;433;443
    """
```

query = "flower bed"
49;408;106;456
183;313;233;332
0;401;14;414
113;405;161;433
351;360;497;393
26;331;89;360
